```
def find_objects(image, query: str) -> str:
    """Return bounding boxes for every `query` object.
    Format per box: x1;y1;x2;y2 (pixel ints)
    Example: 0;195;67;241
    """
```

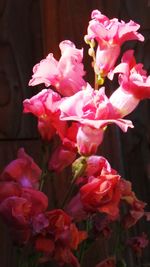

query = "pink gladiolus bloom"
85;10;144;75
110;50;150;116
1;148;41;189
23;89;67;140
60;85;133;132
29;40;86;96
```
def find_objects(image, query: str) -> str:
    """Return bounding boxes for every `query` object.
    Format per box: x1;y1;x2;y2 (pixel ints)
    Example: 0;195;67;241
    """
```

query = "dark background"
0;0;150;266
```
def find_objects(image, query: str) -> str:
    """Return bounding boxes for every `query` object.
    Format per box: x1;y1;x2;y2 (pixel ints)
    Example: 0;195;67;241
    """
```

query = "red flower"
80;173;121;217
0;182;21;204
0;181;48;244
35;237;55;254
1;148;41;189
34;209;87;266
120;178;146;228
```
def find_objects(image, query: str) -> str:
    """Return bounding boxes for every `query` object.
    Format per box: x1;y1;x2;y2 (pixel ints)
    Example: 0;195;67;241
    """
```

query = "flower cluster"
0;9;150;267
0;149;86;266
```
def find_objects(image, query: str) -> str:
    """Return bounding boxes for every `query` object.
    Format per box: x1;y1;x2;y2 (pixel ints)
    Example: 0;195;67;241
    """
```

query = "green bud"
97;74;105;85
72;156;87;180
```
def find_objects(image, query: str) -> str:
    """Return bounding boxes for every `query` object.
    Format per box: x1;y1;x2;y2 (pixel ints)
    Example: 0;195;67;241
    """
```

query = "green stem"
79;219;90;266
61;177;76;208
39;142;50;191
61;157;87;208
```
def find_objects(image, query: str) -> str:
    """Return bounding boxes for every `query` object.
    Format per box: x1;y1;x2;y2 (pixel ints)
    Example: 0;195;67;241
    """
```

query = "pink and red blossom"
80;173;121;217
34;209;87;266
60;85;133;132
110;50;150;116
85;10;144;75
1;148;41;189
29;40;86;96
23;89;67;140
60;85;133;155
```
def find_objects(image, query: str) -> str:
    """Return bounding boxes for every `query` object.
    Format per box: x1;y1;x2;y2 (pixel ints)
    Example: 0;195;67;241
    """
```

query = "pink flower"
85;10;144;76
29;40;86;96
66;157;114;221
85;155;112;176
48;122;79;172
1;148;41;189
60;85;133;132
0;182;21;204
110;50;150;116
127;233;149;256
48;145;76;172
122;199;146;229
65;193;88;222
0;186;48;225
23;89;67;140
76;125;104;156
0;181;48;244
60;85;133;155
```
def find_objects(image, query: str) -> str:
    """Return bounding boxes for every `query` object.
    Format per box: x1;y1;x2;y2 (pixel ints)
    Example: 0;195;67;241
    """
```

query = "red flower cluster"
1;8;150;267
0;149;87;266
0;148;47;244
34;209;87;266
67;156;148;232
